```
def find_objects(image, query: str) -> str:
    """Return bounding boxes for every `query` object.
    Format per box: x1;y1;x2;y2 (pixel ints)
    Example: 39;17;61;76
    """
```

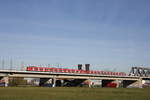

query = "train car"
26;66;127;76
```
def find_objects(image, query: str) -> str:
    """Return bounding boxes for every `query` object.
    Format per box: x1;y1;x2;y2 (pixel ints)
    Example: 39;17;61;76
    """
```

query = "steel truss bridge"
129;67;150;77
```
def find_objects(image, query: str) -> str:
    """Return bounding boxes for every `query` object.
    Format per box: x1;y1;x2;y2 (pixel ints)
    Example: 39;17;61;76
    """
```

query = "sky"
0;0;150;72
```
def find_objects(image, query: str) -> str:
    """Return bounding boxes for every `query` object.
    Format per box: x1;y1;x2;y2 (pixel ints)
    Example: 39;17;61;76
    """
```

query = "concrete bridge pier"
60;80;64;87
115;80;120;88
4;77;9;87
86;80;93;88
138;78;143;88
52;78;56;87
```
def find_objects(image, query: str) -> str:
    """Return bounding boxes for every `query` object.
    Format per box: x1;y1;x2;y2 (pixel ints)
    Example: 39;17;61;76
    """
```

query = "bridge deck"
0;70;145;80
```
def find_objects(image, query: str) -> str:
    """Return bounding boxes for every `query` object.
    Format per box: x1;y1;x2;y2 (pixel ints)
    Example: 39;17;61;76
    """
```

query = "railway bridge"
0;67;150;88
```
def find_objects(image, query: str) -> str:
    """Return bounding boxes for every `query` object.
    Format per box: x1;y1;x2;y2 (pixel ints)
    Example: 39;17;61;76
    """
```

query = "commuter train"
26;66;127;76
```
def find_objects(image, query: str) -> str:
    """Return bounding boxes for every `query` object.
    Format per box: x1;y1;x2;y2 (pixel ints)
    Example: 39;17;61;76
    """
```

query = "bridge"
0;67;150;88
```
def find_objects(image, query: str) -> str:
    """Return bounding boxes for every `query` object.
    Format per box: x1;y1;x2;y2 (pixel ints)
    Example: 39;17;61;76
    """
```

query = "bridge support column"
52;78;56;87
138;78;143;88
115;80;120;88
61;80;64;87
82;79;92;88
4;77;9;87
88;80;92;88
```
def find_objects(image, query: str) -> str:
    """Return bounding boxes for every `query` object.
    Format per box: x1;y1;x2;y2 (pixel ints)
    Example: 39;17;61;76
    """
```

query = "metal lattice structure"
129;67;150;77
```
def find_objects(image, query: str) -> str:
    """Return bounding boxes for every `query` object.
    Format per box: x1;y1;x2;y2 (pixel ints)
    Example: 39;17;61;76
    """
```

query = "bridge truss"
129;67;150;77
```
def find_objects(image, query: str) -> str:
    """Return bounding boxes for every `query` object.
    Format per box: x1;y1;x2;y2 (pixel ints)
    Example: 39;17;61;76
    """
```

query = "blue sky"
0;0;150;72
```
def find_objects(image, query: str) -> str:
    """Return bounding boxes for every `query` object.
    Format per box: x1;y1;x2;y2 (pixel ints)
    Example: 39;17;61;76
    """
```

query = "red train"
26;66;126;76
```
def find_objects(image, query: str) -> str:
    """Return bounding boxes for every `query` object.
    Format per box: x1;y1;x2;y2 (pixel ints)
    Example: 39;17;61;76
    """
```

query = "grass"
0;87;150;100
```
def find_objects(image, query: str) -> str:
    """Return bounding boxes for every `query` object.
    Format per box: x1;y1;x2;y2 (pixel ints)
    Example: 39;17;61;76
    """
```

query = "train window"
116;72;119;75
47;68;51;72
52;68;55;72
45;68;48;72
54;69;58;72
99;71;101;74
61;69;64;72
118;72;121;75
70;70;72;73
67;69;70;73
110;72;112;75
26;67;32;71
124;73;126;76
63;69;67;73
34;68;38;71
107;72;110;75
49;68;52;72
74;70;77;73
76;70;80;73
120;72;125;76
62;69;64;73
120;72;122;76
51;68;54;72
39;68;43;71
94;71;97;74
61;69;64;73
57;69;59;72
69;69;73;73
106;72;109;75
64;69;67;73
90;71;93;74
72;70;74;73
113;72;116;75
98;71;101;74
58;69;62;72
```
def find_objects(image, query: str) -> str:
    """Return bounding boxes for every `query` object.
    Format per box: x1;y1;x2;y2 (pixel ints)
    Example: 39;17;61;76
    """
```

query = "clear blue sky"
0;0;150;72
